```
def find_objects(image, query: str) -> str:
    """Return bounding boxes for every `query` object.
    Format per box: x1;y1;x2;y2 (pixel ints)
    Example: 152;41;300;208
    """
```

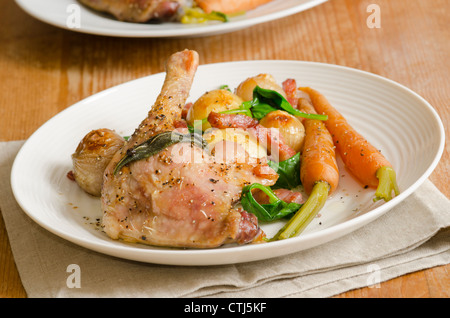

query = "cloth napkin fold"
1;140;449;298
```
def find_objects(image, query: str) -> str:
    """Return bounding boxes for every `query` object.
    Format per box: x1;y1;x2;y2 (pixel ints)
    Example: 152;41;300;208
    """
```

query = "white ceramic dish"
15;0;327;38
11;60;444;266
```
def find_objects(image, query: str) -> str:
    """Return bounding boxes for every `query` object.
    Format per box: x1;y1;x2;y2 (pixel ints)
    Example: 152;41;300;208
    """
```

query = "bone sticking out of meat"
101;50;278;248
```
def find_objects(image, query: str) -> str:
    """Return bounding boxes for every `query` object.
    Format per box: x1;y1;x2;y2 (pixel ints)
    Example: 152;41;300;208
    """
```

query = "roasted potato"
203;128;267;163
186;89;243;130
235;73;287;102
259;110;305;153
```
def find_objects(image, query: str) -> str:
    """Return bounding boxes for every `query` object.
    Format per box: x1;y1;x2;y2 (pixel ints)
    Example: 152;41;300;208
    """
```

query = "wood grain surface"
0;0;448;298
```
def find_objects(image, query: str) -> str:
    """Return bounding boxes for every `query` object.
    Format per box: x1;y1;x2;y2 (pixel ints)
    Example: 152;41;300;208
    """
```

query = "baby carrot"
298;98;340;195
195;0;273;14
300;87;399;202
273;98;339;240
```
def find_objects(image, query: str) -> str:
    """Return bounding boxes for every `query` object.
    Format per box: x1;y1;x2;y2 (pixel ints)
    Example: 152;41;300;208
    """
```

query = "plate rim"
14;0;328;38
10;60;445;266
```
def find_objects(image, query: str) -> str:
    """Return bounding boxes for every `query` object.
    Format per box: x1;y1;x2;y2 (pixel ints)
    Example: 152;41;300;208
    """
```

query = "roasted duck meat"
78;0;274;23
101;50;278;248
78;0;187;22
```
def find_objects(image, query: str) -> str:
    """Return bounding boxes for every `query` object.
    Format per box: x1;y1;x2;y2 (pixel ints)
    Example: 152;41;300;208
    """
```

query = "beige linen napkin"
1;140;449;298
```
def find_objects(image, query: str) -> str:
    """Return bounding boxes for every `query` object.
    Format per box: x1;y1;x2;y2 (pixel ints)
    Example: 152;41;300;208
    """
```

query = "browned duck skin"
79;0;185;22
101;50;278;248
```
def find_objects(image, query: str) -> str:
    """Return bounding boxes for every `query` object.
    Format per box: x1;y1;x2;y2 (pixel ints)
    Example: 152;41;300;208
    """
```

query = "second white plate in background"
15;0;328;37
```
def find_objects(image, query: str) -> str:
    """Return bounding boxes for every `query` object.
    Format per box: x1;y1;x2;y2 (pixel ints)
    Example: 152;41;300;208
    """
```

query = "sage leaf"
114;131;207;175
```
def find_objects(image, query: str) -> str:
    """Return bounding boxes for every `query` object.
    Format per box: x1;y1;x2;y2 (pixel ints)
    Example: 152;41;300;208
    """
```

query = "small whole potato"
235;73;287;102
203;128;267;163
186;89;243;130
259;110;305;153
71;128;125;196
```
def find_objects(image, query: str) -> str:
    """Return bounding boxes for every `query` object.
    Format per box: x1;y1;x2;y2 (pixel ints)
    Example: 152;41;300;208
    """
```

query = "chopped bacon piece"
181;102;193;120
173;119;188;128
207;111;259;129
282;78;299;108
252;164;279;182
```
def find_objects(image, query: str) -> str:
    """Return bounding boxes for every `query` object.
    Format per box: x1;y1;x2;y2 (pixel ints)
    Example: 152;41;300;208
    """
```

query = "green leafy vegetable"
181;8;229;24
268;152;301;189
240;183;302;222
200;86;327;126
114;131;207;175
187;125;196;134
251;86;328;120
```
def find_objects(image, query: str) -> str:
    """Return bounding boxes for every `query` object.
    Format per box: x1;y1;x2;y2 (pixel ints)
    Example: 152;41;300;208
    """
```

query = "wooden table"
1;0;448;298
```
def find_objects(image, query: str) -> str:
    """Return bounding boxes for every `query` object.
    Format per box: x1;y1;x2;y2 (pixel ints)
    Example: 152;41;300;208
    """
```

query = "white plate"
15;0;327;38
11;60;445;266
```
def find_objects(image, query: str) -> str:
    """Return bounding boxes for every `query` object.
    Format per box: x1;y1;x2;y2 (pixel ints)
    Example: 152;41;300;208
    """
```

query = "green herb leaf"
114;131;207;175
268;152;301;189
240;183;302;222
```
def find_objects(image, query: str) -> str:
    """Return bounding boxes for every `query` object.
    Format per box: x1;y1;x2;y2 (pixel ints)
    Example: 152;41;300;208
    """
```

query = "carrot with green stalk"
273;96;339;240
300;87;399;202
